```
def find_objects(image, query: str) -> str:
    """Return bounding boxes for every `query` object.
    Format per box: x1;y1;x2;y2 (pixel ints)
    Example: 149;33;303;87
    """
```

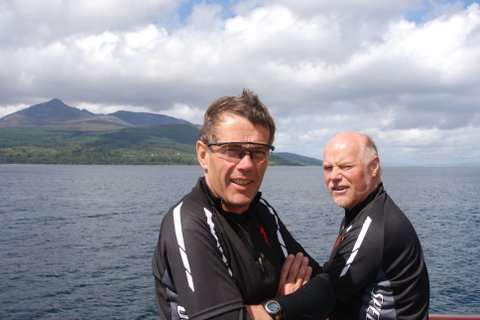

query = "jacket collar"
344;182;384;225
197;177;262;216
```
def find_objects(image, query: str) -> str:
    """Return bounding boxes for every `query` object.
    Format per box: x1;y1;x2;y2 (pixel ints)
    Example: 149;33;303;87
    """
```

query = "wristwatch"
263;299;283;320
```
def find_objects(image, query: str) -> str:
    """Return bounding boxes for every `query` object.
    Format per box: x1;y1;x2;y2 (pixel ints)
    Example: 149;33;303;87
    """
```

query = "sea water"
1;165;479;319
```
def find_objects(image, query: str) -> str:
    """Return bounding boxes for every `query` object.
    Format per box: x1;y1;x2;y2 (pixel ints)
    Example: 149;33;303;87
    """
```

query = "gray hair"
363;134;379;162
198;89;276;145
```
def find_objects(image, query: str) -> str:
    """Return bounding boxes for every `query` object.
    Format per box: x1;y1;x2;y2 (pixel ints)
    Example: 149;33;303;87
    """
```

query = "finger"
287;252;304;283
279;254;295;285
295;256;310;286
302;266;313;286
300;256;310;278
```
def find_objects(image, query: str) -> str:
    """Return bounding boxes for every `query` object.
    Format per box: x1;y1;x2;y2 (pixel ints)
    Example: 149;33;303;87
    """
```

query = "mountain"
0;99;191;131
0;98;323;165
0;125;323;165
271;152;323;166
56;115;133;131
110;111;190;126
0;98;95;128
0;126;198;165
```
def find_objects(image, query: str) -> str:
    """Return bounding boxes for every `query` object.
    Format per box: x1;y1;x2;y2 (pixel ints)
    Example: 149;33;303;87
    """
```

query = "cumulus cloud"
0;0;479;165
0;0;180;46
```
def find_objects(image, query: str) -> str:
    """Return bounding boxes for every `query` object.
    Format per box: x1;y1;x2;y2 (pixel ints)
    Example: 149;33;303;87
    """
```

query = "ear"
369;156;380;178
196;141;209;173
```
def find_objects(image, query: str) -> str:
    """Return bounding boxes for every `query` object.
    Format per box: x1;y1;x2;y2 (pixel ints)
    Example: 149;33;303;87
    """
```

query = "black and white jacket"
278;183;430;320
152;178;320;320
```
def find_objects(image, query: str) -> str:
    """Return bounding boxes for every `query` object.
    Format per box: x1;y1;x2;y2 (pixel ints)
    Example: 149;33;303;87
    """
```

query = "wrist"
263;299;283;320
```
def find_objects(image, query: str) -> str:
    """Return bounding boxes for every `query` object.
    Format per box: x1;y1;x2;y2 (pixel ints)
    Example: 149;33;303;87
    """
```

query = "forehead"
214;113;270;142
324;138;362;163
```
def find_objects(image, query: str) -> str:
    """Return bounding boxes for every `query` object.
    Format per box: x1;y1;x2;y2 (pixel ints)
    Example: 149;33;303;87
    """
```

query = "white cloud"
0;0;479;165
186;2;224;30
0;0;180;46
74;101;154;115
372;126;480;165
162;103;204;124
0;103;29;118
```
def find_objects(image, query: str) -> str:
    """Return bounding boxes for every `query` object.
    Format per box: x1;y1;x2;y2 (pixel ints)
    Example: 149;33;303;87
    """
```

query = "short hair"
363;135;379;163
198;89;276;145
361;134;382;178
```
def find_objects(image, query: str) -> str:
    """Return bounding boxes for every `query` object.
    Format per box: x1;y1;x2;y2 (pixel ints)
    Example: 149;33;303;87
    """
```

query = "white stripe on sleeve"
261;199;288;257
204;208;233;277
173;202;195;292
340;216;372;278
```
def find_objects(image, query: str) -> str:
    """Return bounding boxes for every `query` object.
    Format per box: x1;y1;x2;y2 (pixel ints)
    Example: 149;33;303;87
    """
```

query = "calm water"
1;165;479;319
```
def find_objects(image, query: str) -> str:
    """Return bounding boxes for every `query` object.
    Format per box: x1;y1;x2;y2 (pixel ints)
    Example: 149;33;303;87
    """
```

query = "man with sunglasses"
152;89;320;320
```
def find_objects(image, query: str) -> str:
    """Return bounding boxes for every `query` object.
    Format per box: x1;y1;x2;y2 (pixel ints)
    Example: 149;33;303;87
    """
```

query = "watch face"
265;300;282;315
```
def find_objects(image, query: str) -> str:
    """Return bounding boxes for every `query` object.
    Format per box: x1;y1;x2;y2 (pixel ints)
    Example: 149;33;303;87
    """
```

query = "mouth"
231;178;254;186
331;185;348;193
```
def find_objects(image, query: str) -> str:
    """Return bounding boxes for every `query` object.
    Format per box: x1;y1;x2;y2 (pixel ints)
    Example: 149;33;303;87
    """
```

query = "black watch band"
263;299;283;320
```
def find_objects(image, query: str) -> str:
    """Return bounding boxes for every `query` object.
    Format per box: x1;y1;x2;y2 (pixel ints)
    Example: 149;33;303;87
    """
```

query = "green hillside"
0;126;322;165
270;152;322;166
0;126;198;164
0;99;322;165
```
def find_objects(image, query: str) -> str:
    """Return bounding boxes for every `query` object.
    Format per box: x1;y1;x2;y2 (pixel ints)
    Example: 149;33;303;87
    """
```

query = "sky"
0;0;479;166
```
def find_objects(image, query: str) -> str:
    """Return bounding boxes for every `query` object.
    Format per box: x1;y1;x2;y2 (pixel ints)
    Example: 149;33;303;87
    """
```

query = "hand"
276;252;312;297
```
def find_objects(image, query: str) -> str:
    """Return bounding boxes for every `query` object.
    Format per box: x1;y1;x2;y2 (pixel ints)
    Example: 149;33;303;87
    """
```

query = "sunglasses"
207;142;275;163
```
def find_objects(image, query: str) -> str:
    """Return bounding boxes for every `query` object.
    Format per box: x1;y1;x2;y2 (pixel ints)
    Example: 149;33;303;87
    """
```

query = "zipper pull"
257;252;265;273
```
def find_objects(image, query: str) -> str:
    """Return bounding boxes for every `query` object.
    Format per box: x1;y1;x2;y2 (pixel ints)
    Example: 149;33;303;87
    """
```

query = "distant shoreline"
1;163;477;168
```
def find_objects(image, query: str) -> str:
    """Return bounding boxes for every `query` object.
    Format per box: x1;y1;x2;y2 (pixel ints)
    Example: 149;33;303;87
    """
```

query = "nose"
236;151;255;169
329;167;342;182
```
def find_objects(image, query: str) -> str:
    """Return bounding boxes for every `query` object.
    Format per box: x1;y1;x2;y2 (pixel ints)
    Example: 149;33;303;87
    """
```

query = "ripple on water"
0;165;479;318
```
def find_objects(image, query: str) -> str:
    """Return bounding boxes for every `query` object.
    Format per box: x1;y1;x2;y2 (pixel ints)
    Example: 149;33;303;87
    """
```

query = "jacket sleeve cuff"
277;273;335;320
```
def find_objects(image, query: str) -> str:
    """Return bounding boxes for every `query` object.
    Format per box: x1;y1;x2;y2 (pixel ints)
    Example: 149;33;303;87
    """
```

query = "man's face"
197;113;271;214
323;136;376;210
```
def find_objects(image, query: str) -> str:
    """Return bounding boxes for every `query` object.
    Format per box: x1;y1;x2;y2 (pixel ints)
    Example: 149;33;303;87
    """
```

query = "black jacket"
278;184;430;320
153;178;320;320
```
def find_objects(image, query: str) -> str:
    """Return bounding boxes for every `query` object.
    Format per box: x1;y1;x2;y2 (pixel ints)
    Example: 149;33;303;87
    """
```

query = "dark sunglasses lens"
209;143;272;162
